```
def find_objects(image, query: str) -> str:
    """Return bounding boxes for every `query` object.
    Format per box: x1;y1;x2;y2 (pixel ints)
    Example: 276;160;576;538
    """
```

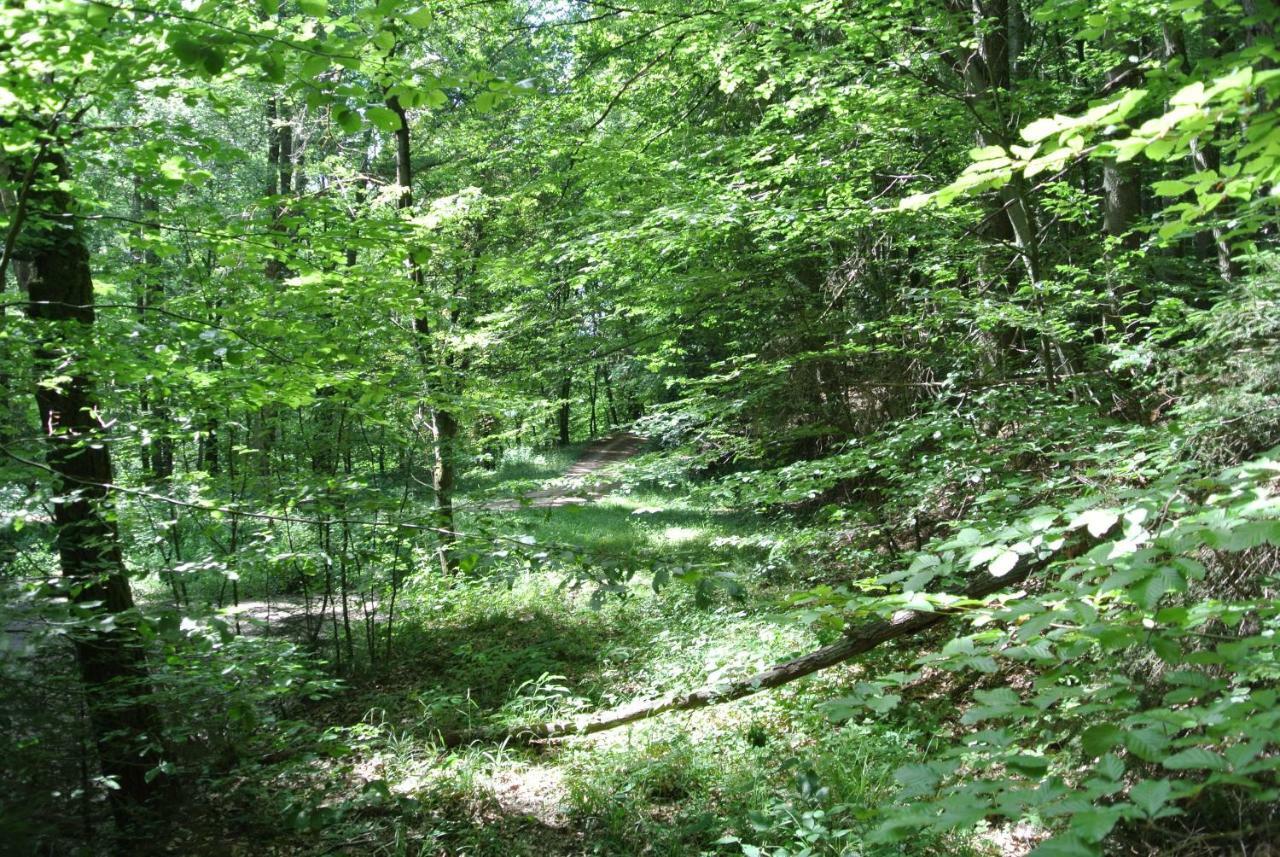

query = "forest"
2;0;1280;854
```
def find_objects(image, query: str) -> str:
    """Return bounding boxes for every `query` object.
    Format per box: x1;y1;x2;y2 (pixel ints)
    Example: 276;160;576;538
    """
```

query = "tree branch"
453;532;1096;746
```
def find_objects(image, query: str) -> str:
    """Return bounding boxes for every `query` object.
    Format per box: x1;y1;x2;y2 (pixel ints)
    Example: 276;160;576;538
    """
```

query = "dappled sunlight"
659;525;703;544
9;0;1278;853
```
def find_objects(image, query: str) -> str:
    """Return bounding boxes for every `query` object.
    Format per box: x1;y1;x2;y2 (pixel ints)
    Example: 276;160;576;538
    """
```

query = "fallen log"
446;532;1095;746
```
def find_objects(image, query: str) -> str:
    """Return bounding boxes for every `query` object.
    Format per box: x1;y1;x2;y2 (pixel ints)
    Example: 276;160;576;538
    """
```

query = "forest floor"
484;431;648;510
174;441;1002;857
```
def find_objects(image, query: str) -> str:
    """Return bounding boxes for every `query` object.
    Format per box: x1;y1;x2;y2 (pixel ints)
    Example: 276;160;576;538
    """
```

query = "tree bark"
1099;45;1142;255
258;96;294;477
1160;21;1242;281
557;373;572;446
603;363;619;428
25;148;161;825
1101;163;1141;249
388;95;457;573
133;189;174;480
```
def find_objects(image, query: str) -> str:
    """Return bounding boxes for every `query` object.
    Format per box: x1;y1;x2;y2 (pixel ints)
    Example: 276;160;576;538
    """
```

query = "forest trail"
486;431;646;510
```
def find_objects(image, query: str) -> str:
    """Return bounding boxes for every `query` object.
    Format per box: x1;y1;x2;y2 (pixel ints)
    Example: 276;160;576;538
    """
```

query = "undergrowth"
138;448;988;856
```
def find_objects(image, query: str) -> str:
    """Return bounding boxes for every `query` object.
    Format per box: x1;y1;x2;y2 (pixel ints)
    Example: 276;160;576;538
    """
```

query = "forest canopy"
3;0;1280;854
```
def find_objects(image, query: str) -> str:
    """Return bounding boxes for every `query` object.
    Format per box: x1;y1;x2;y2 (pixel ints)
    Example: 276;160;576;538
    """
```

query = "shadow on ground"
347;602;641;734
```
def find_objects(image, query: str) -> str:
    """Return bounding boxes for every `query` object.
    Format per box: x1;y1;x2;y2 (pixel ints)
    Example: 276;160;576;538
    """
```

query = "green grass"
458;443;589;498
161;446;994;856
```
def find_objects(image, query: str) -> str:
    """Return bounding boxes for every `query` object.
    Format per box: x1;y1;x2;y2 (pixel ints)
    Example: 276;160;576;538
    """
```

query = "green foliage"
4;0;1280;852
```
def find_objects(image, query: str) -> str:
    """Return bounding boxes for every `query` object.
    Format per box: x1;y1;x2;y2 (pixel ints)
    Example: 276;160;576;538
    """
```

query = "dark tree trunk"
25;149;161;827
1161;21;1243;280
1099;49;1142;255
603;364;619;428
133;190;174;480
1098;44;1146;329
1101;162;1141;249
200;417;220;475
589;368;598;437
557;373;572;446
1188;140;1243;281
388;95;457;573
1100;54;1142;255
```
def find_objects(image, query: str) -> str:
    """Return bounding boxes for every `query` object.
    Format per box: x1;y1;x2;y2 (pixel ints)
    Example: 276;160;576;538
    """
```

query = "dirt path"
486;432;647;511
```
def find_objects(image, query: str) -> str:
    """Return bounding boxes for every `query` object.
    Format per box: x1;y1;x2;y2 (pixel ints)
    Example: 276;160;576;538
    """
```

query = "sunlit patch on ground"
660;525;702;543
482;764;568;827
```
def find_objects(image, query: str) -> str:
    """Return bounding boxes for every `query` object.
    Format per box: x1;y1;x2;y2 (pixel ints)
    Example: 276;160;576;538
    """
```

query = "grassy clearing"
169;445;989;856
459;443;590;498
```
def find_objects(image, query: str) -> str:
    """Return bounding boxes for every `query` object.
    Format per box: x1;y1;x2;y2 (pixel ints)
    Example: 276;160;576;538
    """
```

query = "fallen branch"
448;533;1094;746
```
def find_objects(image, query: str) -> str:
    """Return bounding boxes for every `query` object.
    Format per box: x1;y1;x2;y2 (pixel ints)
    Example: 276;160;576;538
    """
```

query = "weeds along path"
203;435;646;636
485;432;647;511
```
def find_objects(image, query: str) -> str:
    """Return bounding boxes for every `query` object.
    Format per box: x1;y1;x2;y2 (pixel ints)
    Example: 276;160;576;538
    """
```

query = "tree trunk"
1099;44;1145;329
960;0;1059;383
589;368;598;437
1101;160;1141;249
25;148;161;826
1160;21;1242;281
133;189;174;480
603;363;619;428
257;97;293;478
0;162;22;444
388;95;457;573
1188;139;1242;281
557;373;572;446
431;407;458;570
200;416;220;475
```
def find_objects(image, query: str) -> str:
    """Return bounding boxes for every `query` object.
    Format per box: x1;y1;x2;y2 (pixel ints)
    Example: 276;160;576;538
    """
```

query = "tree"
17;141;162;822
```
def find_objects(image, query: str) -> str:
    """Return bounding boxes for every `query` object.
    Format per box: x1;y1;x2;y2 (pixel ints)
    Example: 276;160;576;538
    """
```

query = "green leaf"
160;156;187;182
1029;833;1099;857
899;191;933;210
970;145;1007;161
301;53;330;79
203;49;226;75
298;0;327;15
1152;179;1191;196
1144;138;1176;162
866;693;901;714
1129;779;1172;818
334;107;361;134
259;52;286;82
894;763;940;797
990;549;1020;577
1069;508;1119;537
1125;729;1169;762
1070;808;1120;843
1021;116;1064;143
404;6;433;26
1134;565;1186;609
1081;724;1122;757
1163;748;1227;771
171;37;204;65
1007;754;1050;776
1094;754;1125;782
969;544;1002;568
366;106;403;132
